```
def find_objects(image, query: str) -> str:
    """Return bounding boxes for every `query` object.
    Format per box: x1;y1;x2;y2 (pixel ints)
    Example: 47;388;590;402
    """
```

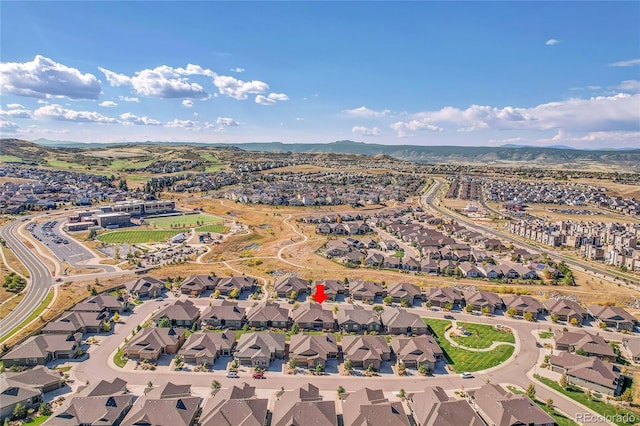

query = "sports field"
196;224;228;233
147;213;222;229
98;230;181;244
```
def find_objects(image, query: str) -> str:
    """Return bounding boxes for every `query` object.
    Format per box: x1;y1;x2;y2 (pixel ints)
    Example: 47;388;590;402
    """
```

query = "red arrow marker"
313;284;328;304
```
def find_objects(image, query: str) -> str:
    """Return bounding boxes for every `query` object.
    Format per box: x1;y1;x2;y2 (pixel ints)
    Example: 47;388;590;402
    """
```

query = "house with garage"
125;327;186;361
587;305;637;331
234;331;286;367
178;331;236;365
341;335;391;370
215;276;256;296
391;335;443;370
387;282;422;304
274;276;309;299
271;384;337;426
179;274;217;297
292;303;335;331
43;395;135;426
153;299;201;329
544;299;588;324
380;308;428;335
198;383;268;426
288;334;338;369
553;330;616;362
503;295;544;318
245;301;289;329
349;280;386;302
468;383;555;426
126;276;165;299
1;333;81;367
463;290;503;314
336;306;380;333
423;287;462;309
408;386;484;426
341;388;410;426
1;367;64;421
313;279;348;300
200;301;246;329
550;351;624;397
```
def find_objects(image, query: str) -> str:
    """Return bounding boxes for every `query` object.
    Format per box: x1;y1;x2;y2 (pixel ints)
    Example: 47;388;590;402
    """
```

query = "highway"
422;179;640;289
0;218;53;338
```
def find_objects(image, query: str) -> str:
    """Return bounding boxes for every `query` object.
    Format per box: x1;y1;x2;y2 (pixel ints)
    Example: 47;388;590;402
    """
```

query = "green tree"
400;297;411;308
289;358;297;369
38;402;52;416
289;290;298;302
337;385;345;395
545;398;554;410
213;289;220;299
569;317;579;327
373;305;384;315
523;312;534;322
147;381;153;388
465;305;474;313
444;302;453;311
344;358;353;371
332;305;339;314
526;384;536;400
88;229;97;240
482;306;491;316
158;317;171;328
506;307;517;318
621;388;633;403
314;363;324;373
211;380;221;391
559;374;569;389
112;312;121;323
291;322;300;335
399;388;406;399
550;313;559;323
229;288;240;299
102;320;112;332
418;364;429;375
12;402;26;420
383;295;394;306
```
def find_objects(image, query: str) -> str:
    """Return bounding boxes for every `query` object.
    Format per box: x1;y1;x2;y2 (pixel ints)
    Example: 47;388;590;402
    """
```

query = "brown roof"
502;295;544;314
2;333;80;360
409;386;484;426
543;299;587;318
125;327;186;355
424;287;462;304
350;280;385;298
588;305;636;324
463;290;502;308
201;301;246;322
271;384;336;426
292;303;334;325
391;335;442;365
145;382;192;399
246;301;289;323
153;299;200;322
80;377;128;397
289;334;338;361
342;387;409;426
274;276;309;294
121;396;200;426
44;395;134;426
550;351;621;389
553;330;616;358
342;335;390;363
125;276;164;294
72;294;123;312
380;308;426;330
235;331;286;360
387;282;422;300
470;383;555;426
179;331;236;359
199;383;267;426
336;306;379;328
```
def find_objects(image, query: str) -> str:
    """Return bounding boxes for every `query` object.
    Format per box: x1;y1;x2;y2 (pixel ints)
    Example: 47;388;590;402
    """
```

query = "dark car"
444;314;455;320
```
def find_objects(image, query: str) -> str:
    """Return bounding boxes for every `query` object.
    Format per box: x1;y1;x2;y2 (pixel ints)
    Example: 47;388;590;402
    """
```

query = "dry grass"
571;179;640;199
2;246;29;277
517;203;640;224
0;293;24;320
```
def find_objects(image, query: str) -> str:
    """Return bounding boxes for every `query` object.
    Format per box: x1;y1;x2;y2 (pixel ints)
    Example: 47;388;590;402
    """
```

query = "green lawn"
450;321;515;349
196;224;228;233
23;415;51;425
0;154;23;163
98;230;181;244
534;375;636;426
0;290;55;343
507;385;579;426
200;153;219;162
423;318;515;373
46;158;83;170
110;159;154;171
114;348;128;368
147;213;222;230
539;331;554;339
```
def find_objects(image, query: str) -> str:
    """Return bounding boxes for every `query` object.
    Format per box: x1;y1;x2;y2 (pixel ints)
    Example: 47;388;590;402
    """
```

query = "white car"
460;372;473;379
226;371;239;378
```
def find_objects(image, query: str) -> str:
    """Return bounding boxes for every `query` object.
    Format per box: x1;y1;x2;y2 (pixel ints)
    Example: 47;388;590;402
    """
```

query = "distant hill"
0;139;54;163
4;138;640;172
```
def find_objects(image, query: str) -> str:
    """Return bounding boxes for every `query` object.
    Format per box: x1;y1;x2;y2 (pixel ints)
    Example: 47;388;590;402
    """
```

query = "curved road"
422;179;640;289
0;219;53;337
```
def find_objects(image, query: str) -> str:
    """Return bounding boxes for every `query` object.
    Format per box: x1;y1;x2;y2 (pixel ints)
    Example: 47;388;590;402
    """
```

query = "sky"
1;1;639;149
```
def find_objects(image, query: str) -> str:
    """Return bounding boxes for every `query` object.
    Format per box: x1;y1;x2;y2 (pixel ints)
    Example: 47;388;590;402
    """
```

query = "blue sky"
1;1;639;148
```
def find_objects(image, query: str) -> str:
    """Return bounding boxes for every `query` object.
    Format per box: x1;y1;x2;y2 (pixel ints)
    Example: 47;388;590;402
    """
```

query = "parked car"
444;314;455;320
226;371;239;378
460;372;473;379
252;371;265;379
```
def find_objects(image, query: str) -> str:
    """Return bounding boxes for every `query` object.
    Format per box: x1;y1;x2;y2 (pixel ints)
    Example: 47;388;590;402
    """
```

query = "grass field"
147;213;222;230
196;224;228;233
424;318;515;372
535;375;637;426
200;153;219;162
46;158;83;170
0;154;23;163
110;159;154;171
205;164;225;172
98;230;181;244
450;321;515;349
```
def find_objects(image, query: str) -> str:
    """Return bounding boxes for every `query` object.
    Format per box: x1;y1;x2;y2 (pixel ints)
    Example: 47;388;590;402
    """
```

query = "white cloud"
0;119;20;132
255;95;276;105
352;125;380;136
99;101;118;108
119;96;140;103
120;112;161;126
0;55;101;99
618;80;640;92
343;106;390;118
268;92;289;101
230;67;245;73
0;106;33;119
34;104;118;123
216;117;239;127
609;58;640;67
390;93;640;137
165;118;200;129
390;120;443;137
214;75;269;100
182;100;194;108
100;65;209;99
545;39;560;46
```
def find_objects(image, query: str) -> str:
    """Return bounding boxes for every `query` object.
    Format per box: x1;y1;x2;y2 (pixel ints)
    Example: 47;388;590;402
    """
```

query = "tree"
397;362;406;376
545;398;554;410
443;302;453;311
559;374;569;390
383;295;394;306
526;384;536;400
575;348;587;356
506;307;517;318
102;320;112;332
211;380;221;391
344;358;353;371
465;305;474;313
158;317;171;328
400;298;411;308
12;402;26;420
399;388;406;399
147;381;153;388
550;313;559;323
570;317;579;327
213;289;220;299
291;322;300;335
337;385;345;395
289;358;297;369
482;306;491;316
88;229;97;240
418;364;429;375
373;305;384;315
523;312;534;322
229;288;240;299
332;305;339;314
621;388;633;403
38;402;52;416
314;363;324;373
289;290;298;302
112;312;121;323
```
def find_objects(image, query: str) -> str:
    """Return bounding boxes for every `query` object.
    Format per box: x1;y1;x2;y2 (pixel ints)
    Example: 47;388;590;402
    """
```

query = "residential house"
623;338;640;364
1;367;64;421
550;351;624;397
289;334;338;368
463;290;503;314
79;378;128;397
380;308;428;335
215;276;256;296
178;331;236;364
379;240;399;251
234;331;286;367
180;274;217;297
313;279;348;300
292;303;335;331
271;384;337;426
1;333;81;367
364;252;384;268
423;287;462;309
408;386;484;426
43;395;134;426
200;301;246;329
336;306;380;333
341;335;391;370
199;383;268;426
457;262;484;278
543;299;588;324
587;305;637;331
420;259;439;275
42;311;107;335
503;295;544;318
383;256;402;269
274;276;309;298
387;282;422;304
72;294;123;313
402;257;420;272
125;327;186;361
391;335;443;370
553;330;616;362
341;388;409;426
469;383;555;426
153;300;201;329
349;280;386;302
126;276;165;298
121;396;200;426
245;301;289;329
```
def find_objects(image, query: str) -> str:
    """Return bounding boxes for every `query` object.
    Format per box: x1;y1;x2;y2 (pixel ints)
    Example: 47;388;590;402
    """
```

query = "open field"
0;154;23;163
110;159;154;170
0;289;54;344
196;224;228;233
98;230;180;244
506;202;640;224
2;246;29;277
147;213;222;229
423;318;515;373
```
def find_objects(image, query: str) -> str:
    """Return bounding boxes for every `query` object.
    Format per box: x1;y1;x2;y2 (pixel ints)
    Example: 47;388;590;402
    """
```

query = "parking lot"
28;219;95;265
